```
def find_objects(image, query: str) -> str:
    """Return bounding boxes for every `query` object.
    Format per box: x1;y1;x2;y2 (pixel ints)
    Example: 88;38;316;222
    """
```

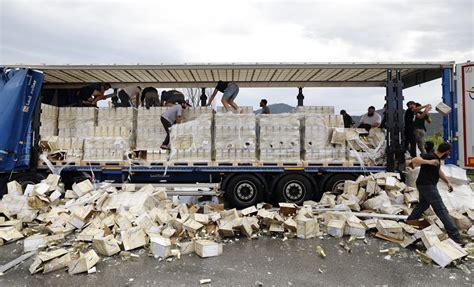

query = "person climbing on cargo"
340;110;355;128
358;106;381;131
161;90;186;106
260;99;271;114
160;100;188;150
114;85;142;107
404;101;431;158
414;102;432;154
140;87;160;109
77;82;111;107
406;142;464;245
207;81;242;113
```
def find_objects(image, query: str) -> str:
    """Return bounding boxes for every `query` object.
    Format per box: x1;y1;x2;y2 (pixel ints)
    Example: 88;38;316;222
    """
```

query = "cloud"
0;0;471;114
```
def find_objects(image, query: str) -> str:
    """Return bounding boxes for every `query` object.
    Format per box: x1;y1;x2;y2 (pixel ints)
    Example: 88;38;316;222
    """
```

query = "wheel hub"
236;182;255;201
285;182;304;201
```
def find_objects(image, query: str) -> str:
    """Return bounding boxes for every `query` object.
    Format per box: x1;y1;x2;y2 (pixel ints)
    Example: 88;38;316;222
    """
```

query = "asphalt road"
0;235;472;286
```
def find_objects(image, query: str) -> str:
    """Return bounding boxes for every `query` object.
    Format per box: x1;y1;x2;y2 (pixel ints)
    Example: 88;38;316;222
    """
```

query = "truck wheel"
225;174;263;209
323;174;356;194
275;174;312;205
13;173;45;190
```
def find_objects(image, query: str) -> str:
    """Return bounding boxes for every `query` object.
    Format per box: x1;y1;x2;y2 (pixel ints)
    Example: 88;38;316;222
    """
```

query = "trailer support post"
297;87;304;106
385;69;405;172
200;88;207;107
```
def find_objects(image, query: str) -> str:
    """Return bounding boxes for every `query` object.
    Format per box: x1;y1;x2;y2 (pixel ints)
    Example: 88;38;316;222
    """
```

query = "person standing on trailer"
414;102;432;154
340;110;355;128
404;101;431;157
160;100;188;150
406;142;464;245
140;87;160;109
207;81;241;112
77;82;111;107
260;99;271;114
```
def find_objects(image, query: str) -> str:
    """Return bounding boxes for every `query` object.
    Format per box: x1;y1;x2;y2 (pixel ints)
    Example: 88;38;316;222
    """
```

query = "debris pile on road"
0;171;472;275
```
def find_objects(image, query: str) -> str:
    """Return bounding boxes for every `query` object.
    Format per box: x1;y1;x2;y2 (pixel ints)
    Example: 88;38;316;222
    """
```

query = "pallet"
257;162;304;167
38;160;81;166
303;161;357;167
80;160;127;166
212;162;261;167
166;162;212;166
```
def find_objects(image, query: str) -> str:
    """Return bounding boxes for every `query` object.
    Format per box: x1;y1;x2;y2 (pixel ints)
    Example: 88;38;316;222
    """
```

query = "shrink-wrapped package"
58;107;96;138
169;114;212;162
39;104;59;137
215;113;256;162
258;114;300;162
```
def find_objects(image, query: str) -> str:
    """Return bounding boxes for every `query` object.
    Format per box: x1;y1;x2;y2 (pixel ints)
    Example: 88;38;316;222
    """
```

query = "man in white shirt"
160;100;188;149
358;106;381;131
115;86;141;107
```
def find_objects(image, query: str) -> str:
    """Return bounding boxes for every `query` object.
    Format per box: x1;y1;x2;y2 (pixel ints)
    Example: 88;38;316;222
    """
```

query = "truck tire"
275;174;312;205
323;173;356;194
13;173;45;190
225;174;264;209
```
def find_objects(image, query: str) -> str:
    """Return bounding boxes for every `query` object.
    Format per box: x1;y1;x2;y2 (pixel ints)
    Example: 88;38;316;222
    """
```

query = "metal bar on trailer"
442;67;458;164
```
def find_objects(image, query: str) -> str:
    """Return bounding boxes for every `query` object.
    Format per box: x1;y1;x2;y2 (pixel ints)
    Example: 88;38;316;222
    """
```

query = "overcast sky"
1;0;472;114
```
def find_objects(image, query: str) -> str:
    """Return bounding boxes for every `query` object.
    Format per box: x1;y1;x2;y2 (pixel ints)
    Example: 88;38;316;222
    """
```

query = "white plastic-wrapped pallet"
216;106;253;114
39;104;59;137
304;114;346;163
215;113;256;162
169;114;212;162
182;107;213;122
136;107;169;150
98;108;134;130
258;113;301;162
58;107;96;138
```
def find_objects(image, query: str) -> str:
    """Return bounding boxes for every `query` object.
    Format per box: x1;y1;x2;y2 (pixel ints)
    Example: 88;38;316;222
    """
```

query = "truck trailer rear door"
456;62;474;168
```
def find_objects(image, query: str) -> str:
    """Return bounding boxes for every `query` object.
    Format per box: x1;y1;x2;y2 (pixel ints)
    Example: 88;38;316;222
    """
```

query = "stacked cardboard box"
135;107;170;162
216;106;253;114
58;107;96;138
39;104;59;137
82;126;132;162
214;113;256;162
182;107;213;122
295;106;335;114
258;114;301;162
170;114;212;162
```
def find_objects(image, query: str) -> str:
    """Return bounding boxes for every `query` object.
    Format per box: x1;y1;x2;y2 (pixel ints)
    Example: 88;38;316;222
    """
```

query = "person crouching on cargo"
78;82;111;107
358;106;381;131
160;100;188;150
207;81;242;113
141;87;160;109
406;142;464;245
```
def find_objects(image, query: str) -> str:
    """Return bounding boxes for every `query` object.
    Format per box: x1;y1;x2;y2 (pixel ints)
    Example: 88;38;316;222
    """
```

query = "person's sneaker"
160;144;170;150
406;219;430;229
452;237;468;246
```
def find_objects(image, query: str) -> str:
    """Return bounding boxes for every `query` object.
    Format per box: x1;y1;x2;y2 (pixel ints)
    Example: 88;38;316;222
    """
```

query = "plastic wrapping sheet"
169;114;212;162
295;106;335;114
83;137;130;162
216;106;253;114
258;113;301;162
98;108;134;130
305;147;346;163
214;113;256;162
58;107;97;138
346;128;386;166
182;107;213;122
39;104;58;137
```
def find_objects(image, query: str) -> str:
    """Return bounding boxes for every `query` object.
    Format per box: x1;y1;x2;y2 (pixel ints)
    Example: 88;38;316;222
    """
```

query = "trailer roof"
5;62;454;89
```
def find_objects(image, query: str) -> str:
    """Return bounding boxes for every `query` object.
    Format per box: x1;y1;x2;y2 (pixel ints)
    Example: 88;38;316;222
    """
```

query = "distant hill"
254;103;294;114
255;104;443;137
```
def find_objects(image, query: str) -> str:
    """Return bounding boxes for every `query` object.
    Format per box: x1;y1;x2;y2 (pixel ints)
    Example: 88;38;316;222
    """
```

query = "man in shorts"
207;81;241;112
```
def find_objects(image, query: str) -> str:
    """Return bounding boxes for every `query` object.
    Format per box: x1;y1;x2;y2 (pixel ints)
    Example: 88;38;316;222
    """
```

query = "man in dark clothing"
161;90;185;106
404;101;431;157
406;142;463;244
77;82;111;107
340;110;355;128
140;87;160;109
160;100;188;149
414;102;432;154
260;99;271;114
207;81;241;112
